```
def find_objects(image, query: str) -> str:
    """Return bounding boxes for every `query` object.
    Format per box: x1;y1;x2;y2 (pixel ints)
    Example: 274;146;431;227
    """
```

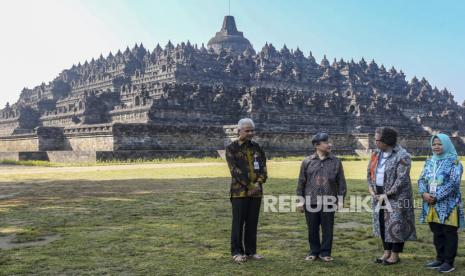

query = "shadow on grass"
0;177;460;275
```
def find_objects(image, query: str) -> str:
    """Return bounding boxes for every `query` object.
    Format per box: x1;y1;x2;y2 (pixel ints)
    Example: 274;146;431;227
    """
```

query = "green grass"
0;160;464;275
0;157;225;167
2;155;456;167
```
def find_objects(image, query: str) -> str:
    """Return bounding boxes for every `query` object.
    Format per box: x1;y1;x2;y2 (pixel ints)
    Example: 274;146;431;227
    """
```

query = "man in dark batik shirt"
297;132;347;262
225;118;267;263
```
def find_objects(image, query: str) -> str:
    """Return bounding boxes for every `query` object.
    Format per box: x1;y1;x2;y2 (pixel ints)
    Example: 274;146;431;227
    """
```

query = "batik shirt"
296;153;347;205
418;157;465;229
225;139;267;198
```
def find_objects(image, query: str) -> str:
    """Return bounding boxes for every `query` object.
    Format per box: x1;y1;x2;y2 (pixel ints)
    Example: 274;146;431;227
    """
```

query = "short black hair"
312;132;329;146
375;127;398;147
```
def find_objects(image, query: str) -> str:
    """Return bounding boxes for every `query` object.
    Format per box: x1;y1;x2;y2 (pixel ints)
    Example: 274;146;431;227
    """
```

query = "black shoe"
383;259;400;265
437;262;455;273
374;258;385;264
425;260;443;269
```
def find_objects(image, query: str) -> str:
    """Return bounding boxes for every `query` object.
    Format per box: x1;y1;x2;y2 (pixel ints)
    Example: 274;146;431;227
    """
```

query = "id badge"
254;160;260;170
253;154;260;170
429;183;437;195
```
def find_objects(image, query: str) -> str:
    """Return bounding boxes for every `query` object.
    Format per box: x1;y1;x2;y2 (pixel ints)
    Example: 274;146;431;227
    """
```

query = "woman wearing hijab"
419;133;464;273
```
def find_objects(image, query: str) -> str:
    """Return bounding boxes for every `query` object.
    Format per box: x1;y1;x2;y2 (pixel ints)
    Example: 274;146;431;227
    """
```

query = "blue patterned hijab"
431;133;458;161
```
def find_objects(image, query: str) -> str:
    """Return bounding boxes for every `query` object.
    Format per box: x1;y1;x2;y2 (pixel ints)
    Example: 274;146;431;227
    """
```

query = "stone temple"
1;16;465;162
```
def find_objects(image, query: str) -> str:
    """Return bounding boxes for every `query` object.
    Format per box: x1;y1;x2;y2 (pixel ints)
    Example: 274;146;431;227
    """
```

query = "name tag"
254;160;260;170
430;182;437;195
253;154;260;170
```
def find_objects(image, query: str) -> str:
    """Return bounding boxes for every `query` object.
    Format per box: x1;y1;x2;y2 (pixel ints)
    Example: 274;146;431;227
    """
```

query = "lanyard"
432;160;444;183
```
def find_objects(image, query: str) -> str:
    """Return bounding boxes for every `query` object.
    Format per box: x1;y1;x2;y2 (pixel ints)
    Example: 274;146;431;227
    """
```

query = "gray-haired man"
225;118;268;263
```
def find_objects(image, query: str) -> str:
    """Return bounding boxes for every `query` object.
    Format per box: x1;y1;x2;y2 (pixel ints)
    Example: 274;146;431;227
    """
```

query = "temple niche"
1;15;465;161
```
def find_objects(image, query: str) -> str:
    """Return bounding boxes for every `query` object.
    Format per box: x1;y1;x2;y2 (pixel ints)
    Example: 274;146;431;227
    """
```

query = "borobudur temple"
1;16;465;162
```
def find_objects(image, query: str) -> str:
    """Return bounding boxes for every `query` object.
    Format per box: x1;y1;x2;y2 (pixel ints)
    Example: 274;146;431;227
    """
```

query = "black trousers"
379;208;404;252
230;197;261;256
376;186;404;253
305;205;335;257
429;222;458;265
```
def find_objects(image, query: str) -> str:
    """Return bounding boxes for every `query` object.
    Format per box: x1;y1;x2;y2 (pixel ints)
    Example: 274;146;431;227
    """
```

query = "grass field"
1;160;464;275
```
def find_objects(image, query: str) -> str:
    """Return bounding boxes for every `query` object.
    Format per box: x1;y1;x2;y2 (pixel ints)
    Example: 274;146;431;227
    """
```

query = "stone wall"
356;134;465;156
37;127;66;151
0;152;24;161
97;150;220;161
0;127;66;152
247;132;356;156
64;124;114;151
0;151;48;161
0;120;20;136
2;122;465;163
0;134;39;151
112;123;225;150
47;151;97;163
224;125;465;157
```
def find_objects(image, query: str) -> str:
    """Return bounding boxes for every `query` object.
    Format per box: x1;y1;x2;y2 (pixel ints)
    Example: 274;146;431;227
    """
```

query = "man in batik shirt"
226;118;267;263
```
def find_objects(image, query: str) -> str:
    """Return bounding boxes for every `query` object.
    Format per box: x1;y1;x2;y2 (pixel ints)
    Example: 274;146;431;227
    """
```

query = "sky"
1;0;464;107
